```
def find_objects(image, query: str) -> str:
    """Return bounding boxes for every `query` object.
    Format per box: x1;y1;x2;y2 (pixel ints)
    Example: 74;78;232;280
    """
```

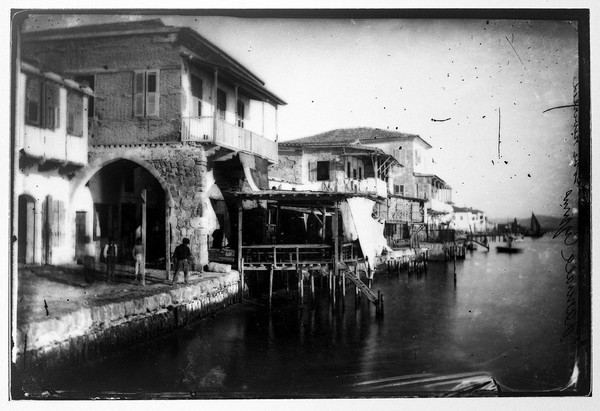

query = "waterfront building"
19;19;285;271
269;138;403;263
14;59;94;265
450;206;488;234
278;128;452;247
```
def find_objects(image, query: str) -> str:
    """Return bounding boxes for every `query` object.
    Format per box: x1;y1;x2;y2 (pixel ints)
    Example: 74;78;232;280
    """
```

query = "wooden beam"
141;189;147;285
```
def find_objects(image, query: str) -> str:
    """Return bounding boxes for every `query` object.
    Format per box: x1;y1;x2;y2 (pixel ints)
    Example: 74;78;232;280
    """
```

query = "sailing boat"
530;212;542;238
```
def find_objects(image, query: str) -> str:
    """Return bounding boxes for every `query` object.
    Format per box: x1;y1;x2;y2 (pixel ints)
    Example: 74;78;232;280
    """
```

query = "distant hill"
490;214;579;234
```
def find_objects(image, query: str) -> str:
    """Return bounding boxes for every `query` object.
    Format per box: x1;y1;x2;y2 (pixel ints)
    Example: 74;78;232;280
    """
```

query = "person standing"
171;238;191;284
132;237;145;285
103;237;118;283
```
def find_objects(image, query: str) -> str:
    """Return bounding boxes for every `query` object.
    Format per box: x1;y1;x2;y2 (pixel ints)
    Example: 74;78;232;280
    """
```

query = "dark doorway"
18;195;36;264
75;211;87;264
88;160;166;266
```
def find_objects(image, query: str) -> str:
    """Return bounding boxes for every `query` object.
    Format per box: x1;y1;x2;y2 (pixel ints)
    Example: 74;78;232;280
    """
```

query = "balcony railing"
297;177;388;197
181;116;278;162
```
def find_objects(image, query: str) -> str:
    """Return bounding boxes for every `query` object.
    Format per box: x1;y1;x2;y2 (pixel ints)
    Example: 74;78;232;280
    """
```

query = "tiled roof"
23;19;168;37
453;206;484;214
280;127;422;146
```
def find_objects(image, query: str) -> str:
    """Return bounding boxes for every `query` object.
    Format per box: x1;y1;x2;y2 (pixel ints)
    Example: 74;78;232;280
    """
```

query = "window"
236;99;245;128
394;185;405;195
191;74;203;117
316;161;330;181
133;70;160;117
74;75;94;118
217;88;226;120
25;76;59;129
414;149;422;166
67;91;84;136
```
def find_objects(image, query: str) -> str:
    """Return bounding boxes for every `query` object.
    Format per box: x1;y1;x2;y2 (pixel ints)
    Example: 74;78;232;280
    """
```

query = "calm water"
40;236;577;397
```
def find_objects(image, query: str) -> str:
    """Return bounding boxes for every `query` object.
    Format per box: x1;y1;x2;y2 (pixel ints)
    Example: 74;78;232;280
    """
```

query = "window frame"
25;76;59;130
191;74;203;117
316;161;330;182
133;69;160;118
217;88;227;121
67;90;84;137
236;99;245;128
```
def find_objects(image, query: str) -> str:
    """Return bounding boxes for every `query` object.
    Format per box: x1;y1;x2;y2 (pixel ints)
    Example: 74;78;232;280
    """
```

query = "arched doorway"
87;159;167;268
18;195;36;264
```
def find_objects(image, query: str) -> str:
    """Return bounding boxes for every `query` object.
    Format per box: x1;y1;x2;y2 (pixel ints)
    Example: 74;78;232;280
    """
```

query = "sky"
21;12;582;220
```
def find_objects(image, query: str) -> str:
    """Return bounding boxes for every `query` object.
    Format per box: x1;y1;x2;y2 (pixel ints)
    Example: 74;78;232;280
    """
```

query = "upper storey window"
133;70;160;117
67;90;84;137
191;74;203;117
217;89;226;120
236;99;245;128
25;76;59;129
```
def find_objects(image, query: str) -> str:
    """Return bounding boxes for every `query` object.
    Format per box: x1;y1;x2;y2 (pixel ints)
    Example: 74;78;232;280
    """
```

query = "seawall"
15;271;241;374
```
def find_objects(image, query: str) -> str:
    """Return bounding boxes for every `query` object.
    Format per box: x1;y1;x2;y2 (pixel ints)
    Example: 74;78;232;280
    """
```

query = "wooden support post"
310;273;315;305
333;202;339;264
300;270;304;303
240;258;245;303
141;189;147;286
342;270;346;297
238;204;244;301
297;265;302;304
213;68;218;138
332;269;336;307
269;265;274;310
322;206;327;241
286;270;290;299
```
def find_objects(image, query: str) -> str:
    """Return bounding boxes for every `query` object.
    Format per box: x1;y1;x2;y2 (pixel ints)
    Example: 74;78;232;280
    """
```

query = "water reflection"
41;237;576;397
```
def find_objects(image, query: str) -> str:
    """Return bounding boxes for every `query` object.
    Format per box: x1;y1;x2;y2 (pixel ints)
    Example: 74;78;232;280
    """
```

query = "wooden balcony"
181;116;278;162
21;124;88;166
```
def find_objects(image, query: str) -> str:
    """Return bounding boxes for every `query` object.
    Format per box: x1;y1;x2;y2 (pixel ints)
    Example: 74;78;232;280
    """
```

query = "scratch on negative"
505;36;525;70
431;118;451;122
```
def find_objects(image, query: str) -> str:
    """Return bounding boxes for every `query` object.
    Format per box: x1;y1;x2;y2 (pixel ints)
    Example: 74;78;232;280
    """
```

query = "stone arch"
72;154;174;273
71;155;174;208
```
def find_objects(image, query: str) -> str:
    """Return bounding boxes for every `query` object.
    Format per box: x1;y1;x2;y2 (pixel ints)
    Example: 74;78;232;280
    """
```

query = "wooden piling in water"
310;273;315;305
268;265;274;310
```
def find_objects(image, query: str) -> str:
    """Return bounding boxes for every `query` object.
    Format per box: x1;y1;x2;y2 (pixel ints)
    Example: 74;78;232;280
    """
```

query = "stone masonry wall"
145;144;210;265
14;272;241;376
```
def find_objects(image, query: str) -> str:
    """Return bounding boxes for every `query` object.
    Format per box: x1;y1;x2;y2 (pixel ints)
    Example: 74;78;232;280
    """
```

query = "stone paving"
16;263;206;325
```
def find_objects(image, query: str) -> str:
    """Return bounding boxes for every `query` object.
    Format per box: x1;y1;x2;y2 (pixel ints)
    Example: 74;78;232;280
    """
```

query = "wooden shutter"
25;77;41;125
42;82;57;129
133;71;145;117
308;161;317;182
145;70;159;117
